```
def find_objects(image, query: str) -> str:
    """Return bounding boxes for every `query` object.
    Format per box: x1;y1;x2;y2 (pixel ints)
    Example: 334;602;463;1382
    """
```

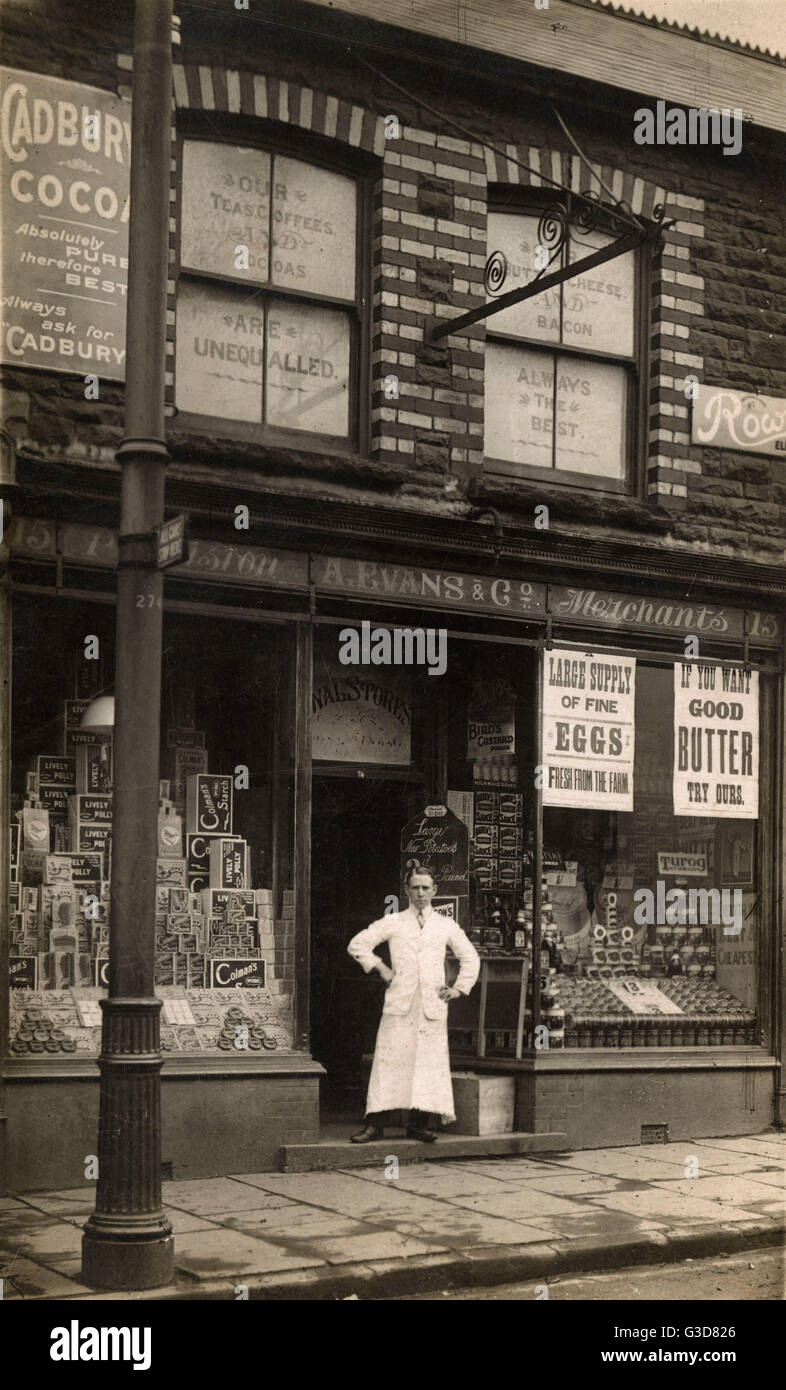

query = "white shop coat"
347;906;480;1021
348;906;480;1121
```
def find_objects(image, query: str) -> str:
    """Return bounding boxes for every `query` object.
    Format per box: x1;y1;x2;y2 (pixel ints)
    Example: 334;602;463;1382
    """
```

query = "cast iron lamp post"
81;0;175;1290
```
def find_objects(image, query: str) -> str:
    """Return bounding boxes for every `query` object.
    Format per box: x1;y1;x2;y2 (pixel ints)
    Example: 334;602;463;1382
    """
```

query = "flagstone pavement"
1;1131;783;1300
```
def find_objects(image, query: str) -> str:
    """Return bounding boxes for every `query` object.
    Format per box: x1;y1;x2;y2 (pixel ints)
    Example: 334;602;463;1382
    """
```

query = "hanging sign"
400;804;469;906
691;386;786;457
673;663;758;819
542;648;636;811
0;68;130;378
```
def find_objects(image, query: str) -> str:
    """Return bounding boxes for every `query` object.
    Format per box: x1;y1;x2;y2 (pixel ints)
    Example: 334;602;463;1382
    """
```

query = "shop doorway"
310;773;420;1120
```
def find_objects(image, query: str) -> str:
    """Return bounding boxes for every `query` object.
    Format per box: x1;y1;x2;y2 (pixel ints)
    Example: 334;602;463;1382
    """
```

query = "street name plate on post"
157;514;190;569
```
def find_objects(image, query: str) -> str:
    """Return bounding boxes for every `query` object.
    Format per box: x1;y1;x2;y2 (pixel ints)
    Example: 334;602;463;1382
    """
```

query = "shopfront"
4;509;782;1187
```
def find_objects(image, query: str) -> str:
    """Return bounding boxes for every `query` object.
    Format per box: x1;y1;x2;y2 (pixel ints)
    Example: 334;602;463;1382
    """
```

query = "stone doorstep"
56;1217;785;1302
277;1131;568;1173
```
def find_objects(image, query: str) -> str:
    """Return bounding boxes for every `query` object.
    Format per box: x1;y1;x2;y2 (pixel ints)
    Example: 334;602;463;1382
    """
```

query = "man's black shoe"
350;1125;384;1143
406;1124;437;1143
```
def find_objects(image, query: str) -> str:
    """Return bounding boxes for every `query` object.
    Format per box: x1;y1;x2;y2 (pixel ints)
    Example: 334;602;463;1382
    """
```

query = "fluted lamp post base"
82;1217;174;1292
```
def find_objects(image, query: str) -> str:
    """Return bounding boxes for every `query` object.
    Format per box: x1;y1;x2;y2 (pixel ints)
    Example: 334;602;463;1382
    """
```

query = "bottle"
511;907;529;954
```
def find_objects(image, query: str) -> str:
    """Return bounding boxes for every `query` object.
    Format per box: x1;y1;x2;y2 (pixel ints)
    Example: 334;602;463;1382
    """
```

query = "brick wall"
2;0;784;566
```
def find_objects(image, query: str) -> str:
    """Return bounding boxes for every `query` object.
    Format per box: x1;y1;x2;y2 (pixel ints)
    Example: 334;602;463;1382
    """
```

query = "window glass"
265;299;350;436
176;280;264;422
181;141;271;281
485;345;626;478
271;156;356;300
566;228;635;356
9;595;301;1057
486;211;559;342
543;663;760;1048
555;357;626;478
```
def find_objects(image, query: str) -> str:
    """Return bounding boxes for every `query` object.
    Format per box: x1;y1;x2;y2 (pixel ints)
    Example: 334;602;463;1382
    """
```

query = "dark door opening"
310;773;418;1120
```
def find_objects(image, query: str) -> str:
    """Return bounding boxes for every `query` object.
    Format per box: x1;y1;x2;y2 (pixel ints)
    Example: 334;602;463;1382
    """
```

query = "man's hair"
404;863;437;887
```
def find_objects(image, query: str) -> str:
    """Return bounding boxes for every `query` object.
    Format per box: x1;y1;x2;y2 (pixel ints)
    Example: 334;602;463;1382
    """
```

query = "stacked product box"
10;707;277;1007
472;790;524;892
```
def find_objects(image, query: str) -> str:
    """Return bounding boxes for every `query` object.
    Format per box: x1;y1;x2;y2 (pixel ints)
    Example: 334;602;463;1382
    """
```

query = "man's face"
406;873;436;911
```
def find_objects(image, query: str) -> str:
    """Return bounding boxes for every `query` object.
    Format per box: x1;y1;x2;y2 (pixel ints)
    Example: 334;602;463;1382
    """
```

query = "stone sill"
3;1053;325;1082
449;1048;778;1074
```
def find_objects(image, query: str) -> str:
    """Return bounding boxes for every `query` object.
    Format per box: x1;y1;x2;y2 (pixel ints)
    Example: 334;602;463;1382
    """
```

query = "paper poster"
542;649;635;810
467;706;515;758
673;664;758;818
606;978;684;1016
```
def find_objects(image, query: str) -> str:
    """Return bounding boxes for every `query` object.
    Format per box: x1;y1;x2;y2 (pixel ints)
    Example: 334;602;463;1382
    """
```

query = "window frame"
483;186;651;497
173;113;374;456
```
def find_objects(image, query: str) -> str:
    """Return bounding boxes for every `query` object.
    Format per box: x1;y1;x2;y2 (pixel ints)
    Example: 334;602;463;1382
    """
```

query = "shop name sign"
313;556;546;618
551;586;781;646
692;386;786;457
7;518;782;648
1;67;130;379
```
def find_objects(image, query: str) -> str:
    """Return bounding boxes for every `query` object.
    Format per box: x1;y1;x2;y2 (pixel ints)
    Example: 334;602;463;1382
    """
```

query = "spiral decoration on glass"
483;249;508;295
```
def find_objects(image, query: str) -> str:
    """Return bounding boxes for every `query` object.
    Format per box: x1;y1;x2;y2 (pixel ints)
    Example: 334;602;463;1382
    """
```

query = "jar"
702;964;716;980
686;962;702;979
721;1019;734;1046
708;1023;722;1045
638;960;652;978
679;944;695;967
619;1024;633;1048
579;1025;593;1048
658;1022;672;1046
604;1020;620;1048
682;1021;697;1046
671;1021;684;1046
655;925;671;948
645;1021;659;1047
733;1022;748;1045
696;1023;709;1046
672;925;688;947
566;1028;579;1048
592;1020;606;1047
687;926;703;946
696;944;710;965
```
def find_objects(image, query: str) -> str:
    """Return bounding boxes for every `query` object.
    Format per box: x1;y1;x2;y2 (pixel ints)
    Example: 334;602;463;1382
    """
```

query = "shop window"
484;193;643;492
174;136;363;445
540;658;763;1048
9;596;300;1059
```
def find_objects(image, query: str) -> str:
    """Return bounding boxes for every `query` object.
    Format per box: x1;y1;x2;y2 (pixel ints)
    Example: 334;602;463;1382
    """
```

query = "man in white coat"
347;865;480;1143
